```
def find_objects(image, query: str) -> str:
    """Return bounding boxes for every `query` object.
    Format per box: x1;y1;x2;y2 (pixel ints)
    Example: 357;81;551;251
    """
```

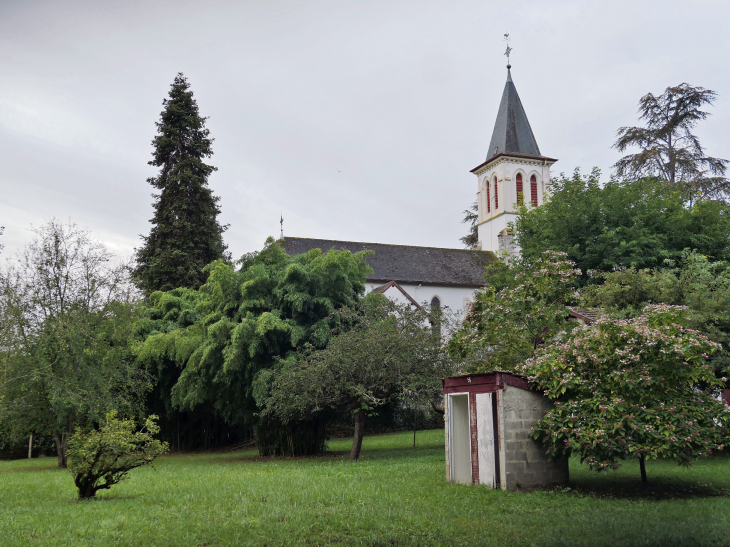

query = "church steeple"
486;66;542;161
470;63;557;256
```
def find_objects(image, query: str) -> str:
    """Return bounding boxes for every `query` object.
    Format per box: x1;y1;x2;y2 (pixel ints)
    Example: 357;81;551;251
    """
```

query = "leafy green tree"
582;252;730;381
524;305;730;484
613;83;728;201
513;170;730;281
0;221;150;467
260;296;458;461
447;251;581;373
133;73;228;296
135;239;371;456
460;200;478;249
68;411;168;499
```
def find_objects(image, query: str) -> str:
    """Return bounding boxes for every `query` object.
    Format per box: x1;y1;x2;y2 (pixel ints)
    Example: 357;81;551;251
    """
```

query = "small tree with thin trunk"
260;296;457;461
523;305;730;485
67;411;168;499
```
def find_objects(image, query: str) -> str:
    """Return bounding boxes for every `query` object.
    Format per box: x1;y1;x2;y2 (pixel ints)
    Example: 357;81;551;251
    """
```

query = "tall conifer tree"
134;73;228;296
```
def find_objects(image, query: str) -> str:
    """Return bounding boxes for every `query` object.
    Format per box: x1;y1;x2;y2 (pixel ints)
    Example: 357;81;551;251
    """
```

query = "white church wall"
364;282;478;318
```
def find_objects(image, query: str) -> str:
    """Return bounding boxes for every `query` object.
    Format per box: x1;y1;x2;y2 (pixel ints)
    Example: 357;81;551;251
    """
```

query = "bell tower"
471;64;557;255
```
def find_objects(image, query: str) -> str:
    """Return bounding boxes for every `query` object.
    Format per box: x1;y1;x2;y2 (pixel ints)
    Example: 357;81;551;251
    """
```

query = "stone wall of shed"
501;384;568;490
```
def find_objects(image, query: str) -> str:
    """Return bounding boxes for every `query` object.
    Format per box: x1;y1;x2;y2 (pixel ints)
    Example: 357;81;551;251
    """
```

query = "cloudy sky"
1;0;729;260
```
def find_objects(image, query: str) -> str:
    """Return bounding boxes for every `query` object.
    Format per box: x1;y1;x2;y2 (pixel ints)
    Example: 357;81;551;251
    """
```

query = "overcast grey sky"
2;0;729;260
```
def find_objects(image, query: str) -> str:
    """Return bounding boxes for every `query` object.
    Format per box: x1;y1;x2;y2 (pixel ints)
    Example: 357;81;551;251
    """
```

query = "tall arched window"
493;176;498;209
530;175;538;207
430;296;441;337
516;173;523;205
486;178;491;213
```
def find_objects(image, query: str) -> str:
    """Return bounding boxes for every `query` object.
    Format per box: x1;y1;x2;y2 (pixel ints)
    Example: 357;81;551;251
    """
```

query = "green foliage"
67;411;168;499
582;252;730;380
613;83;728;201
525;305;730;482
513;170;730;280
135;239;372;455
260;296;458;460
133;73;228;296
460;200;479;249
0;220;150;468
447;251;581;373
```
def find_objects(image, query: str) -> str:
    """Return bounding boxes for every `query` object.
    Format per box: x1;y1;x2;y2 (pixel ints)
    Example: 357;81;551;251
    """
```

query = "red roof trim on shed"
442;371;530;394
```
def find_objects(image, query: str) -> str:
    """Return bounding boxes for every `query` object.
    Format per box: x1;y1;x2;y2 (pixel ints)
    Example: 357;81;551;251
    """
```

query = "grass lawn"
1;429;729;546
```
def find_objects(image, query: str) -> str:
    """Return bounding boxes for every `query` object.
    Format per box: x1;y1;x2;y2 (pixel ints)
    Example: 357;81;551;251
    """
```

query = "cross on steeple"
280;212;284;239
504;33;512;67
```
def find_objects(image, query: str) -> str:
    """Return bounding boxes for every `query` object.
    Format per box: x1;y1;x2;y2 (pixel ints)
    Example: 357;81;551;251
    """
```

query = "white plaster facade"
473;155;555;254
365;281;476;318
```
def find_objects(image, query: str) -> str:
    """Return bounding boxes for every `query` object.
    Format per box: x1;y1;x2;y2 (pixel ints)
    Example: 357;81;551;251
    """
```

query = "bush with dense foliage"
523;305;730;484
67;411;168;498
135;239;371;456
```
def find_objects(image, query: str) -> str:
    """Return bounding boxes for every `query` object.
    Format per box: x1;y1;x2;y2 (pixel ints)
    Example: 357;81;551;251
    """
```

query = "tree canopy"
613;83;728;202
133;73;228;296
0;220;149;467
524;305;730;484
135;239;372;455
260;296;458;461
513;170;730;281
447;251;581;373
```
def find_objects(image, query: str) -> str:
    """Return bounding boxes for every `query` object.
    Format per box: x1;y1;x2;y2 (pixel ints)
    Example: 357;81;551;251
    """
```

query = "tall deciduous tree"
613;84;729;201
134;73;228;296
0;221;150;467
512;170;730;281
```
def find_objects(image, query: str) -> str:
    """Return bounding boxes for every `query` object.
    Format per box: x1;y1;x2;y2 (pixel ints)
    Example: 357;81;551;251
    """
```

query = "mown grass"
1;429;730;546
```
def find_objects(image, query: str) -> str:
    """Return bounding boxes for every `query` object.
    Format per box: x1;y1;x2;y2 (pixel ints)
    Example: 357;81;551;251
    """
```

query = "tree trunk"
54;430;68;468
639;454;648;485
350;409;366;462
28;433;33;459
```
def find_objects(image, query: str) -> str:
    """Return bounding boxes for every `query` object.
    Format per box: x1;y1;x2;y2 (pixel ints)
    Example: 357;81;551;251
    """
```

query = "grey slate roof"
485;67;542;161
281;238;495;286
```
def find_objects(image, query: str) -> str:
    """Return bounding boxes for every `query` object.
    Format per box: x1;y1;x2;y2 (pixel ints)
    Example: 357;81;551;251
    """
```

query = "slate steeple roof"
485;66;542;161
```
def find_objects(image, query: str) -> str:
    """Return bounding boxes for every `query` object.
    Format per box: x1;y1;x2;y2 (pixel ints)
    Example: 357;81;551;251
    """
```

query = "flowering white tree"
447;250;582;372
523;305;730;484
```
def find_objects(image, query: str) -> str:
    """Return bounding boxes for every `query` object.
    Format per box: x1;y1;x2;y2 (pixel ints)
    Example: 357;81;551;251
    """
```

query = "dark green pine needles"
134;73;228;296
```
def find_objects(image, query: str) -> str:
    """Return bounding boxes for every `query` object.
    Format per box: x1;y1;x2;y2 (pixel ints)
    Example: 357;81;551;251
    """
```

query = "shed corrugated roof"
281;237;495;286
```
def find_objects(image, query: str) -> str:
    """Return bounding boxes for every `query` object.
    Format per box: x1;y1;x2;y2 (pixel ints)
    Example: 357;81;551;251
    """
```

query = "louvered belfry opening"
486;180;491;213
494;176;498;209
516;173;523;205
530;175;538;207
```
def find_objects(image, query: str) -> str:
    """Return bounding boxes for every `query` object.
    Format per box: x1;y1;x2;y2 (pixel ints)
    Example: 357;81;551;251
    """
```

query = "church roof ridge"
280;237;496;287
485;66;543;162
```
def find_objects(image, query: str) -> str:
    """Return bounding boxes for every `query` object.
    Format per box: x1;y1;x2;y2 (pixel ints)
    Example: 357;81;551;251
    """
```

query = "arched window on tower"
530;175;538;207
516;173;523;205
486;178;491;213
493;176;498;209
430;296;441;338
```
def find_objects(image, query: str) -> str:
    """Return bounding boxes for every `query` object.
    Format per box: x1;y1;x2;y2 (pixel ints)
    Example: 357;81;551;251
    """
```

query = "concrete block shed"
442;371;568;491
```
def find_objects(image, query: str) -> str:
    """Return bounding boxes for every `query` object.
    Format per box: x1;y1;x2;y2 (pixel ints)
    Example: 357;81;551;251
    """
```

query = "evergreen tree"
460;200;479;249
134;73;228;296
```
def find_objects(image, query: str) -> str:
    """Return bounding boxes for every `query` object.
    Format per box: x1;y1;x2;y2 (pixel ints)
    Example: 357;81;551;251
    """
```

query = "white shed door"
476;393;497;488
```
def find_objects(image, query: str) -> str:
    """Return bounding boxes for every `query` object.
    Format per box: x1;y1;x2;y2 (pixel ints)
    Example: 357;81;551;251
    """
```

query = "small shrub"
67;411;169;499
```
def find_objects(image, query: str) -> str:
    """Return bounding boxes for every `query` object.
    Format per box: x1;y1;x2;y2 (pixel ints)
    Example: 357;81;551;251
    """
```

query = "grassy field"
1;429;730;546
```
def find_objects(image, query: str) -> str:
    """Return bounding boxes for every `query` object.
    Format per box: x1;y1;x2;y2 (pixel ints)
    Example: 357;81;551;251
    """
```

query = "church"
282;63;556;315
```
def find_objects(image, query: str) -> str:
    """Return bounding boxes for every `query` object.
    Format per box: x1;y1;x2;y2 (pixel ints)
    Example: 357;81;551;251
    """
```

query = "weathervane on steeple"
504;33;512;68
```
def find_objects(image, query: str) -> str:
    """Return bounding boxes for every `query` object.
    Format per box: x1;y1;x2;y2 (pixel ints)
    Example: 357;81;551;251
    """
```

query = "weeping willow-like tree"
135;239;372;456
